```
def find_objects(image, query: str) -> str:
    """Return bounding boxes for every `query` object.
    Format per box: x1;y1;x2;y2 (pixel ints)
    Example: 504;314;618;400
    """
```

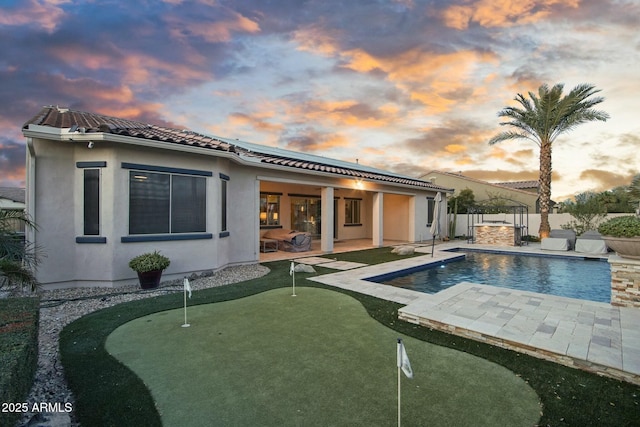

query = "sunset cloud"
441;0;580;30
0;0;68;33
0;0;637;200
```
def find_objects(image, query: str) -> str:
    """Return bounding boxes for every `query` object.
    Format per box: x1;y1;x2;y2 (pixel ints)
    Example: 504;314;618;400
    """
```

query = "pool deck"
305;242;640;385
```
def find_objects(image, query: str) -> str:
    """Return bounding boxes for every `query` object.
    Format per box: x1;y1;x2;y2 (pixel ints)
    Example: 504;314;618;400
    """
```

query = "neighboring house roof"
494;180;539;190
420;170;537;197
24;106;452;192
0;187;25;203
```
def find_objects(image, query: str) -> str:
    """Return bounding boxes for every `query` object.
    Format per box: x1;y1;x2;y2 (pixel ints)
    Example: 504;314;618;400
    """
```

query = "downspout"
26;137;36;246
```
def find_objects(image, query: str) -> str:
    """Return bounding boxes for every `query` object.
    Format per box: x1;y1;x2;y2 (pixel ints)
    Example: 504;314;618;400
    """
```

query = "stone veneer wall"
474;225;515;246
609;255;640;308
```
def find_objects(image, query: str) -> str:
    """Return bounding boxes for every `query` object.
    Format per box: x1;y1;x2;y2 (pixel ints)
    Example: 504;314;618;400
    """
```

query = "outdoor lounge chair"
541;229;576;251
575;230;608;254
262;229;312;252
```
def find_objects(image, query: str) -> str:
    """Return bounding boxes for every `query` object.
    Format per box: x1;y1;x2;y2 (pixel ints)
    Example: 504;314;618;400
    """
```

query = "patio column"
321;186;334;253
409;195;417;243
372;192;383;247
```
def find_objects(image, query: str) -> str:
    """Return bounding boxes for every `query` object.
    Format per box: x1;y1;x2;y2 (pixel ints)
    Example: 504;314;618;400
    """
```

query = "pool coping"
307;242;640;385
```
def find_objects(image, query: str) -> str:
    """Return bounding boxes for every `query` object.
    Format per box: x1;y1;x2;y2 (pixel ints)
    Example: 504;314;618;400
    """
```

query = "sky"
1;0;639;201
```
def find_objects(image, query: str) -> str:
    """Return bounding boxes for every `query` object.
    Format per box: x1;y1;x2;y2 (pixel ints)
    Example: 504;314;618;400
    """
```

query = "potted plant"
128;250;171;289
598;215;640;260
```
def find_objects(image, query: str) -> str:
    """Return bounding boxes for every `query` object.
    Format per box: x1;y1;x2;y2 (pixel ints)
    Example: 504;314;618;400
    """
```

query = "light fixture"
260;212;267;221
87;141;94;149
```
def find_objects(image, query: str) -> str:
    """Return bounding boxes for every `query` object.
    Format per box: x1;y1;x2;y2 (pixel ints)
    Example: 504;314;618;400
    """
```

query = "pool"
370;251;611;303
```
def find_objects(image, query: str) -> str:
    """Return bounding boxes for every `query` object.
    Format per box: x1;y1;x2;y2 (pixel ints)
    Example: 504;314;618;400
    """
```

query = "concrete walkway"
306;243;640;385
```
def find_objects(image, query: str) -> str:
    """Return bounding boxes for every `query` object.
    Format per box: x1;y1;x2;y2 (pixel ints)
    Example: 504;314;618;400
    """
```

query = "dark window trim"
260;191;283;196
426;196;435;227
219;173;230;180
344;197;363;201
83;169;101;236
219;231;230;238
220;177;228;233
122;162;212;177
76;236;107;244
121;233;213;243
77;161;107;168
344;223;363;227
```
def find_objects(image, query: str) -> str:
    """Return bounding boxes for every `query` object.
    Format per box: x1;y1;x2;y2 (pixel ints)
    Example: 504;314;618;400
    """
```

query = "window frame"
260;192;282;229
344;197;362;226
121;163;213;242
76;161;107;244
219;173;230;238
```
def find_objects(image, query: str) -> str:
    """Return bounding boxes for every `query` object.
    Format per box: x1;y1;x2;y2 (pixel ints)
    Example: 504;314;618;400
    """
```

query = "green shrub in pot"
598;216;640;260
128;251;170;273
598;216;640;238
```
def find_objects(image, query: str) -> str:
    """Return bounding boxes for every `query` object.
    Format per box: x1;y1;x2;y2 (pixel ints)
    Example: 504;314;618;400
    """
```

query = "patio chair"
575;230;608;254
541;229;576;251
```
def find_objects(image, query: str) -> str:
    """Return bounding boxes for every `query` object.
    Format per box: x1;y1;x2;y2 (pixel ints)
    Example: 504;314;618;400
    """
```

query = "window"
220;173;229;237
83;169;100;235
427;197;435;226
128;171;206;235
76;161;106;243
260;193;281;227
345;198;361;225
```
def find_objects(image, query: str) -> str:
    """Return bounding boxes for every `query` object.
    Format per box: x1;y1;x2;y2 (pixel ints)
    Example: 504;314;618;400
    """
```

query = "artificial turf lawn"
60;252;640;426
105;287;541;426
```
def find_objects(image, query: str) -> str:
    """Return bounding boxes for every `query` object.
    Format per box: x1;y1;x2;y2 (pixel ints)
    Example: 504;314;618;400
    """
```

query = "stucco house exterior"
418;170;539;213
22;106;452;289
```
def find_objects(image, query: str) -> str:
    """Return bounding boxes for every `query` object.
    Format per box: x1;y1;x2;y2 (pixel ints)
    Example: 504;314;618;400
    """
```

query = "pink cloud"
0;0;68;33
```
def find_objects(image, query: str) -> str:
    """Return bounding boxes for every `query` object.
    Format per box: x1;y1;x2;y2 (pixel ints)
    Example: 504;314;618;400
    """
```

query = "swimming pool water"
375;252;611;303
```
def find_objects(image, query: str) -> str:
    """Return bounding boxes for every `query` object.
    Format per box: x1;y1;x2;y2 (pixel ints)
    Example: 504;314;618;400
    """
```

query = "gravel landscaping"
13;264;270;427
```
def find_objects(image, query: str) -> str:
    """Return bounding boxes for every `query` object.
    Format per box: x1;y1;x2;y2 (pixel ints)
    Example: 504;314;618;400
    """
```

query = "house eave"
23;125;452;194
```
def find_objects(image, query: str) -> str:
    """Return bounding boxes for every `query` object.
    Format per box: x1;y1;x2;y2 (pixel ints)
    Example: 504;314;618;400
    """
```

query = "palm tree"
488;83;609;238
0;209;41;292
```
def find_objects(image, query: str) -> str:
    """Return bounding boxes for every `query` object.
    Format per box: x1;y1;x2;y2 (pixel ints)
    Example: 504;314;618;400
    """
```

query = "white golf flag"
184;277;192;298
289;261;295;276
397;339;413;379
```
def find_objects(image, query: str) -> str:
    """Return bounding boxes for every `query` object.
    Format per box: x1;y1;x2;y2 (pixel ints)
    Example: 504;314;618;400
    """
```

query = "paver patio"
307;242;640;385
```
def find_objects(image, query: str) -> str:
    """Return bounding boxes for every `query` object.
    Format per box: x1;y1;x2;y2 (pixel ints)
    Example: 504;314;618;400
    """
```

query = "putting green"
106;287;540;426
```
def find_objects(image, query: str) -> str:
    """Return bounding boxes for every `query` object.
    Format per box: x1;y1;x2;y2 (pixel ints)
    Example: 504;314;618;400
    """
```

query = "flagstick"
292;264;297;297
182;284;190;328
397;341;402;427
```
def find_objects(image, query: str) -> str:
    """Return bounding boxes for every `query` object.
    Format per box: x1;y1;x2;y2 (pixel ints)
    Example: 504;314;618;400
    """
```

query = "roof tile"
24;106;450;191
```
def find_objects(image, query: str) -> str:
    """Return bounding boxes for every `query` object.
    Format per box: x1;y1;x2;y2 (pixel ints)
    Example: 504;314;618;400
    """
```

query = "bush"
128;251;170;273
0;297;39;427
598;215;640;237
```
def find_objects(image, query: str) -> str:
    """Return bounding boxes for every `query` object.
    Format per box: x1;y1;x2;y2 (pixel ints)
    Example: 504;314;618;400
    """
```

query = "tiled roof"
24;106;449;191
494;180;539;190
0;187;25;203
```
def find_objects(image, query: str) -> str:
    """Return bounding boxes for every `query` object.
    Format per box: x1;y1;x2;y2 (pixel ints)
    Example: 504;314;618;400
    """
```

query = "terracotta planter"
602;236;640;260
137;270;163;289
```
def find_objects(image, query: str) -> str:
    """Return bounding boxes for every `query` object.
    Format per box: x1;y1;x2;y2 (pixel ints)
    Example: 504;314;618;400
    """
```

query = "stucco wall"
32;139;260;288
30;137;448;288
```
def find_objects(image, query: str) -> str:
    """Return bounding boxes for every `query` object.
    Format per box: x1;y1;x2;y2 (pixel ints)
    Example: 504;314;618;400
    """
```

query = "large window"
345;198;361;226
129;170;206;235
260;193;281;227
